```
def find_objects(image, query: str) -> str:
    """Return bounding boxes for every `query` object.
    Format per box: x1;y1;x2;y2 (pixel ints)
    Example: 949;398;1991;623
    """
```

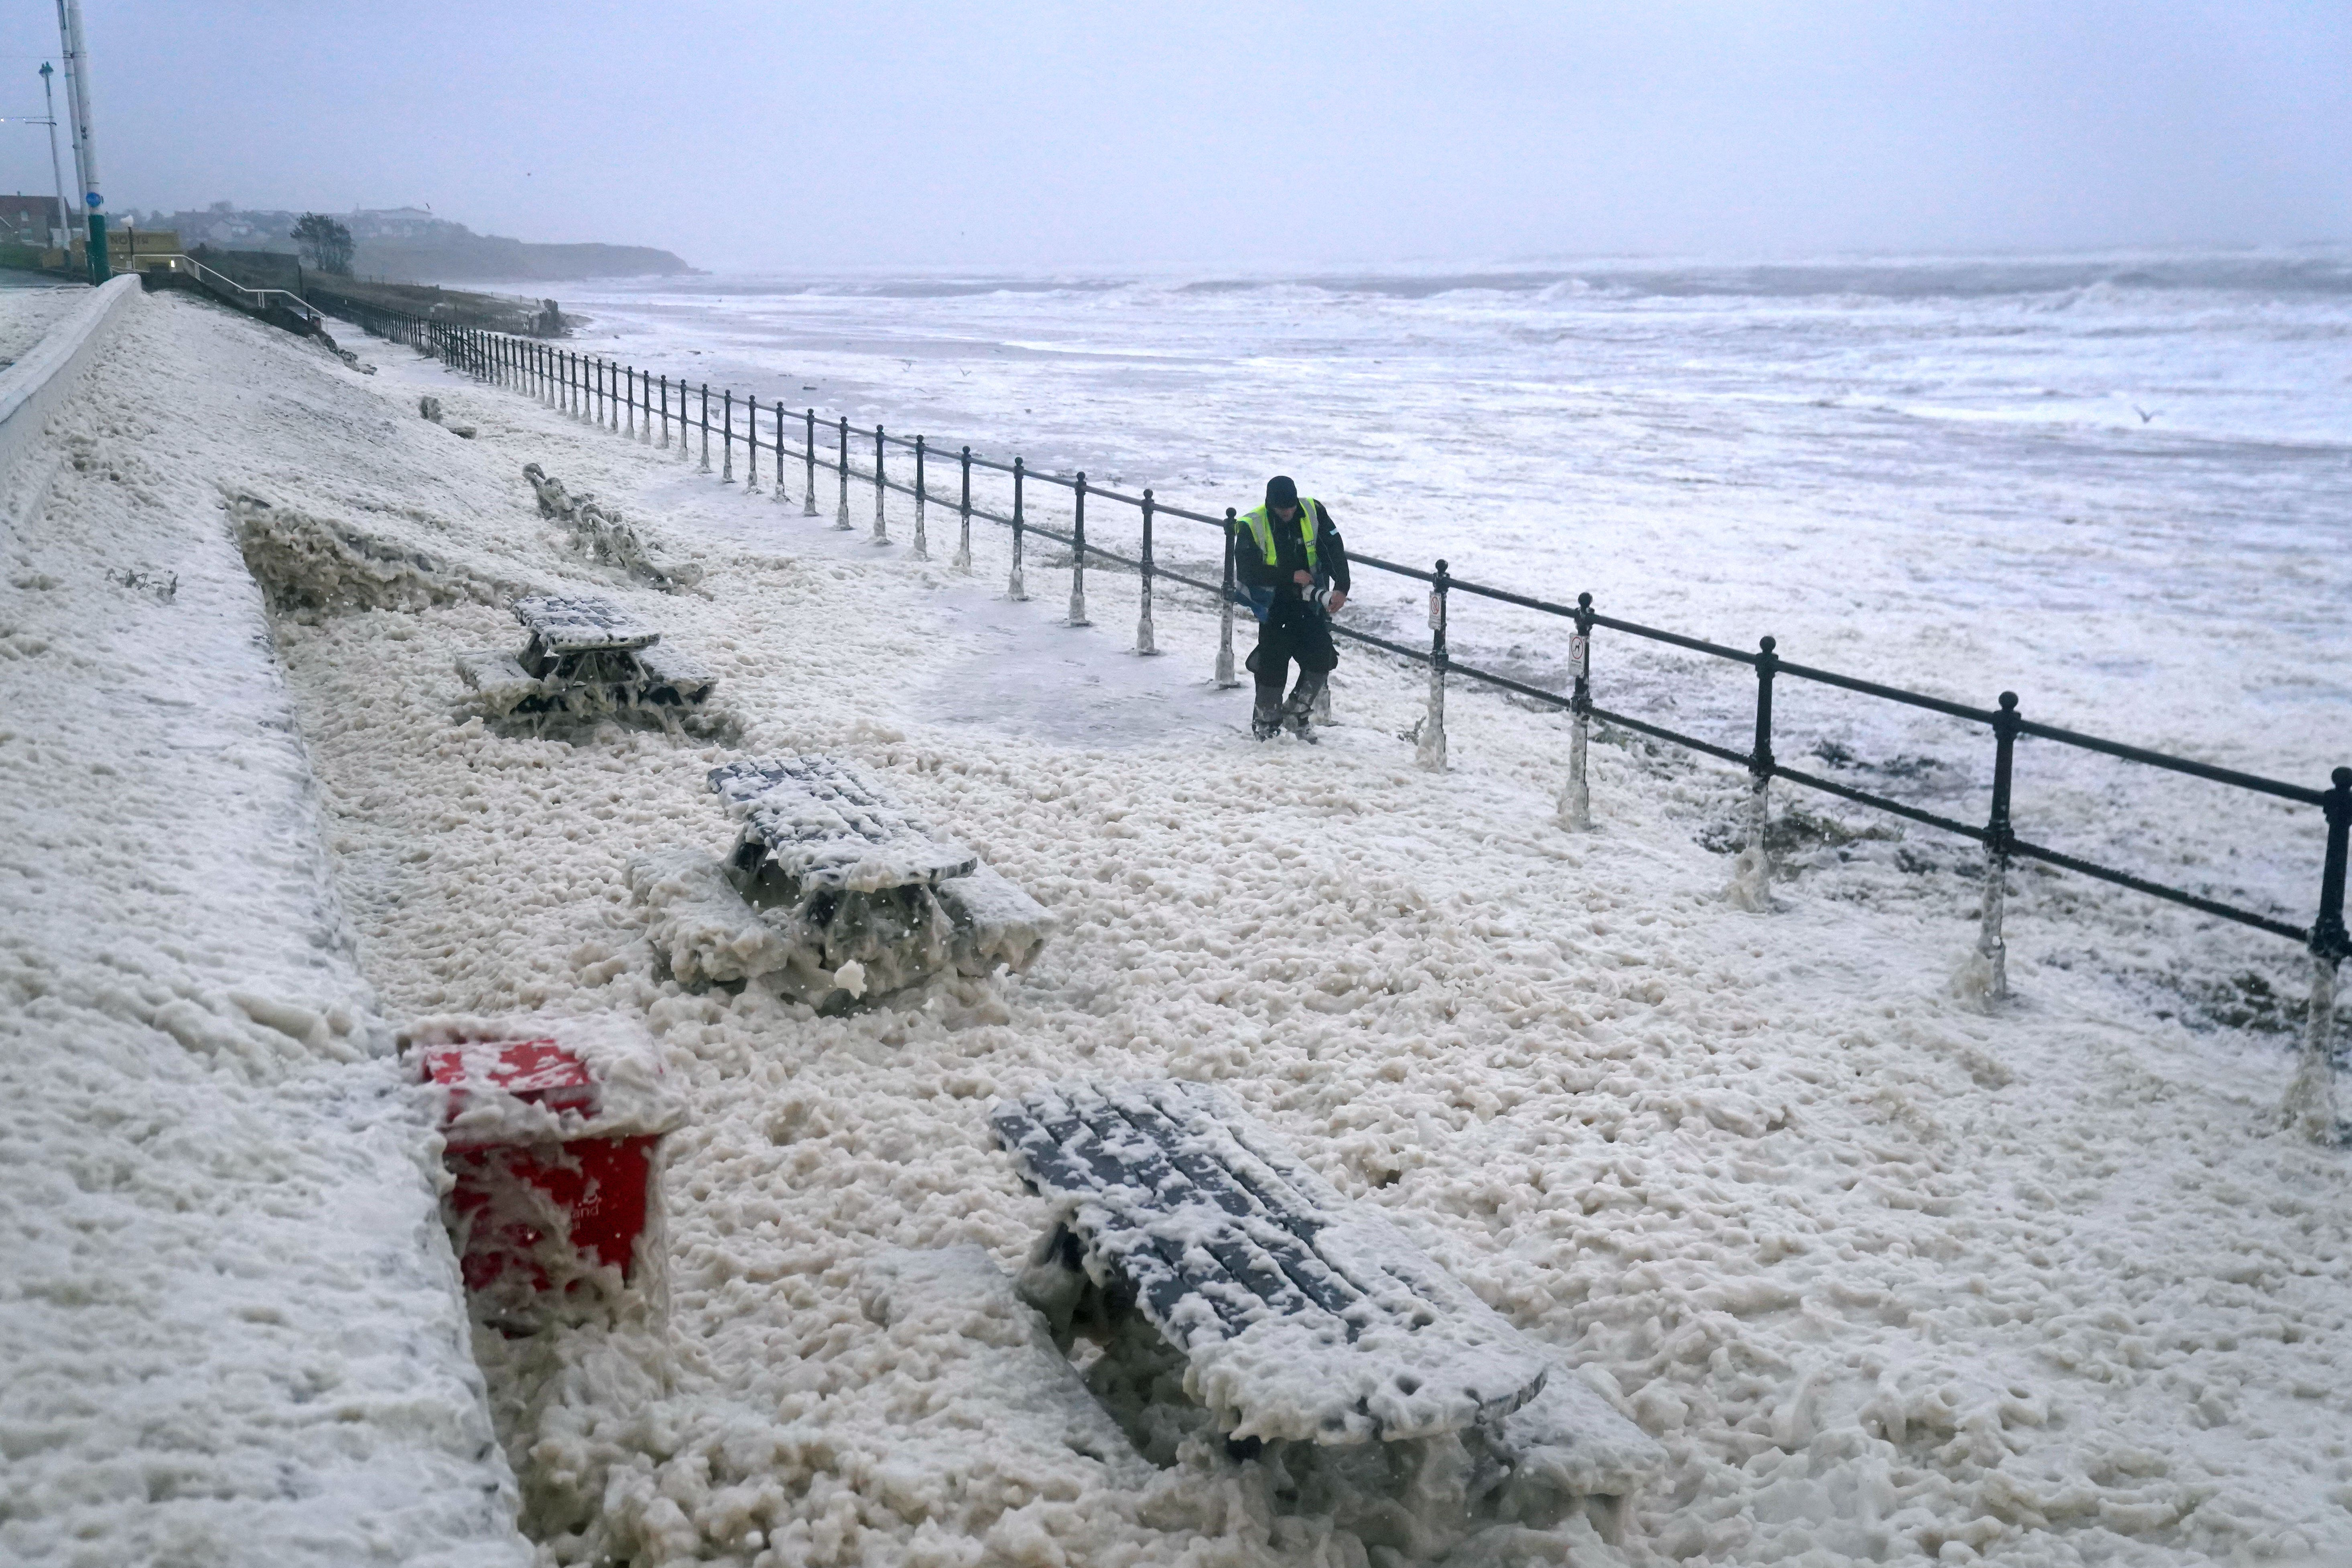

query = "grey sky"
0;1;2343;272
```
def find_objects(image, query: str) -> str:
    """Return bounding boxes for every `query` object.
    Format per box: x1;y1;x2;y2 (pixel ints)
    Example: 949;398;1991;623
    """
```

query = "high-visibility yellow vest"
1238;498;1320;572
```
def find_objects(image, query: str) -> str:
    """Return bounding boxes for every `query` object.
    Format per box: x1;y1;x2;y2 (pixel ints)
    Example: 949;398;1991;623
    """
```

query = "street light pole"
38;65;69;251
55;0;104;284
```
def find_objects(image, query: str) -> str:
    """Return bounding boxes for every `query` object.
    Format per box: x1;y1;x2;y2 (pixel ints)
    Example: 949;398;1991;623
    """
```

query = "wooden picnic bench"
628;755;1053;1005
993;1079;1663;1542
455;592;715;723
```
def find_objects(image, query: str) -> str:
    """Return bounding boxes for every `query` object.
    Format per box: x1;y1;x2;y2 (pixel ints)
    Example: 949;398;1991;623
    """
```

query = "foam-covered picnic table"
455;592;715;722
627;754;1054;1007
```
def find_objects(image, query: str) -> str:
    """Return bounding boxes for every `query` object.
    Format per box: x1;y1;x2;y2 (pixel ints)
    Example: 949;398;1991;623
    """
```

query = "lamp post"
38;65;69;251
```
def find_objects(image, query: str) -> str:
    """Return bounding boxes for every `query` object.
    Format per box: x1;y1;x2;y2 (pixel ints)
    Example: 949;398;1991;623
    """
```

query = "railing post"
872;425;889;542
721;390;735;481
658;375;670;447
772;403;786;502
1560;592;1595;829
804;410;819;514
834;416;851;528
1008;457;1029;599
1733;635;1780;909
624;366;636;439
1417;560;1450;771
1136;488;1158;655
699;384;712;472
1978;691;2022;1000
912;436;929;559
1215;508;1238;688
1068;471;1091;626
2285;767;2352;1142
747;395;759;487
955;446;973;570
640;370;653;444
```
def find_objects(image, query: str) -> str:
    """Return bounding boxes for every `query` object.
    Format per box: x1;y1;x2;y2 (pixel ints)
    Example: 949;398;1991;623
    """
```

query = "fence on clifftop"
323;299;2352;1130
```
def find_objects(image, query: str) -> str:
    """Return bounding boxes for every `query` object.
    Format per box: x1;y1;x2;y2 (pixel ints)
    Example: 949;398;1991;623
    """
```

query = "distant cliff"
122;204;695;284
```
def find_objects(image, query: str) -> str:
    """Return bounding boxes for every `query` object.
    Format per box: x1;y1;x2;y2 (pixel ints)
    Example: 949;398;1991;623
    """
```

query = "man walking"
1235;475;1350;741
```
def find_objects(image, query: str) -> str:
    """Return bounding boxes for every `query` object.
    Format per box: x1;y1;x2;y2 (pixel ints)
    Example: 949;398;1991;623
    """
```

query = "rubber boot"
1282;670;1327;743
1251;691;1283;741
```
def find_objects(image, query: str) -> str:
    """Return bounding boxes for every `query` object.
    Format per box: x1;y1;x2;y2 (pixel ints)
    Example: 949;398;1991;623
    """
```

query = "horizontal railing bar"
1587;612;1757;665
2007;834;2309;942
2013;718;2325;805
1772;764;1990;843
1588;703;1755;769
1773;659;2000;723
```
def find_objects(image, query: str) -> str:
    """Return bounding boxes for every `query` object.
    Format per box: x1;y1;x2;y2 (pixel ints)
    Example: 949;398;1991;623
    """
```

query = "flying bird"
2133;405;2156;424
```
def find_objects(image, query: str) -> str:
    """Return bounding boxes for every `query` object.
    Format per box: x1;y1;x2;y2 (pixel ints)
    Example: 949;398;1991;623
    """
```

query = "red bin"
412;1026;682;1323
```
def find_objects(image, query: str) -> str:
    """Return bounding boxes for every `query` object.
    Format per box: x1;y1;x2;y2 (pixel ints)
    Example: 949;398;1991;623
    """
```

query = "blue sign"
84;193;102;208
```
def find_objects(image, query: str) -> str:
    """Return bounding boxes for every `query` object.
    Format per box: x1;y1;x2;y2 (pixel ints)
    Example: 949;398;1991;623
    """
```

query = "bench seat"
453;649;546;718
936;863;1055;975
993;1079;1663;1533
634;642;718;708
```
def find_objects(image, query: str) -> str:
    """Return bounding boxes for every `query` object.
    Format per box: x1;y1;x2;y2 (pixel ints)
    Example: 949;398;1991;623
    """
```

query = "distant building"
0;194;66;246
349;207;449;240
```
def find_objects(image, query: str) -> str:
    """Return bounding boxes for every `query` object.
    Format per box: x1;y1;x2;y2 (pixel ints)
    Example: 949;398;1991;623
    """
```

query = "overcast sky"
0;1;2343;272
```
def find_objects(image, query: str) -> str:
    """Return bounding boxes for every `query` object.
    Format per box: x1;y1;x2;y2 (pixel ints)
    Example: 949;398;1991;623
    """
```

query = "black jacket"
1236;499;1351;601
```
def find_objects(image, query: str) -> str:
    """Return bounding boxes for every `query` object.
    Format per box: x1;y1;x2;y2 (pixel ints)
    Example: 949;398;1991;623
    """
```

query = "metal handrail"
319;299;2352;1060
141;253;324;326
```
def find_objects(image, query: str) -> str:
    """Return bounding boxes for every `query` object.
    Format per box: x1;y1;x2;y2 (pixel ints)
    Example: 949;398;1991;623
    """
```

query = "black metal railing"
327;299;2350;1071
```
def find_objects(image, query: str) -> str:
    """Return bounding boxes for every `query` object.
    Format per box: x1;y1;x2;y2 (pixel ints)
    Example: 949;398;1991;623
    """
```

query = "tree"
290;213;353;276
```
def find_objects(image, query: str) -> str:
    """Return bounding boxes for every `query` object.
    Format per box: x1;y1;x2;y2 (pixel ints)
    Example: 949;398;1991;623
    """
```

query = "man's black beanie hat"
1266;475;1299;508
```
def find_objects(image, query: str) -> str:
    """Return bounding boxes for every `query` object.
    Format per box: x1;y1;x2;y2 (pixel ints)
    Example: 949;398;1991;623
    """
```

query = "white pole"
55;0;104;283
39;65;71;249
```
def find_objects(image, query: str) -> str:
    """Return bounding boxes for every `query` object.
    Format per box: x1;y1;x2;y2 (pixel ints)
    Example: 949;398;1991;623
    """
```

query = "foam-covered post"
1417;559;1450;771
955;446;973;571
746;395;759;486
641;370;654;444
911;436;928;559
1980;691;2022;999
803;410;819;514
1068;472;1091;626
2284;766;2351;1142
1136;488;1158;655
1745;635;1779;892
699;385;712;471
872;425;888;542
834;416;851;528
1008;457;1029;600
1215;508;1238;688
1556;593;1594;827
657;375;669;447
721;391;735;481
773;405;788;505
624;366;636;439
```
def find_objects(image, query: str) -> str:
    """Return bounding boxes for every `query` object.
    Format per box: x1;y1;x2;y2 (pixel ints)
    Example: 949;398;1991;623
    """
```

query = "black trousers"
1247;603;1337;712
